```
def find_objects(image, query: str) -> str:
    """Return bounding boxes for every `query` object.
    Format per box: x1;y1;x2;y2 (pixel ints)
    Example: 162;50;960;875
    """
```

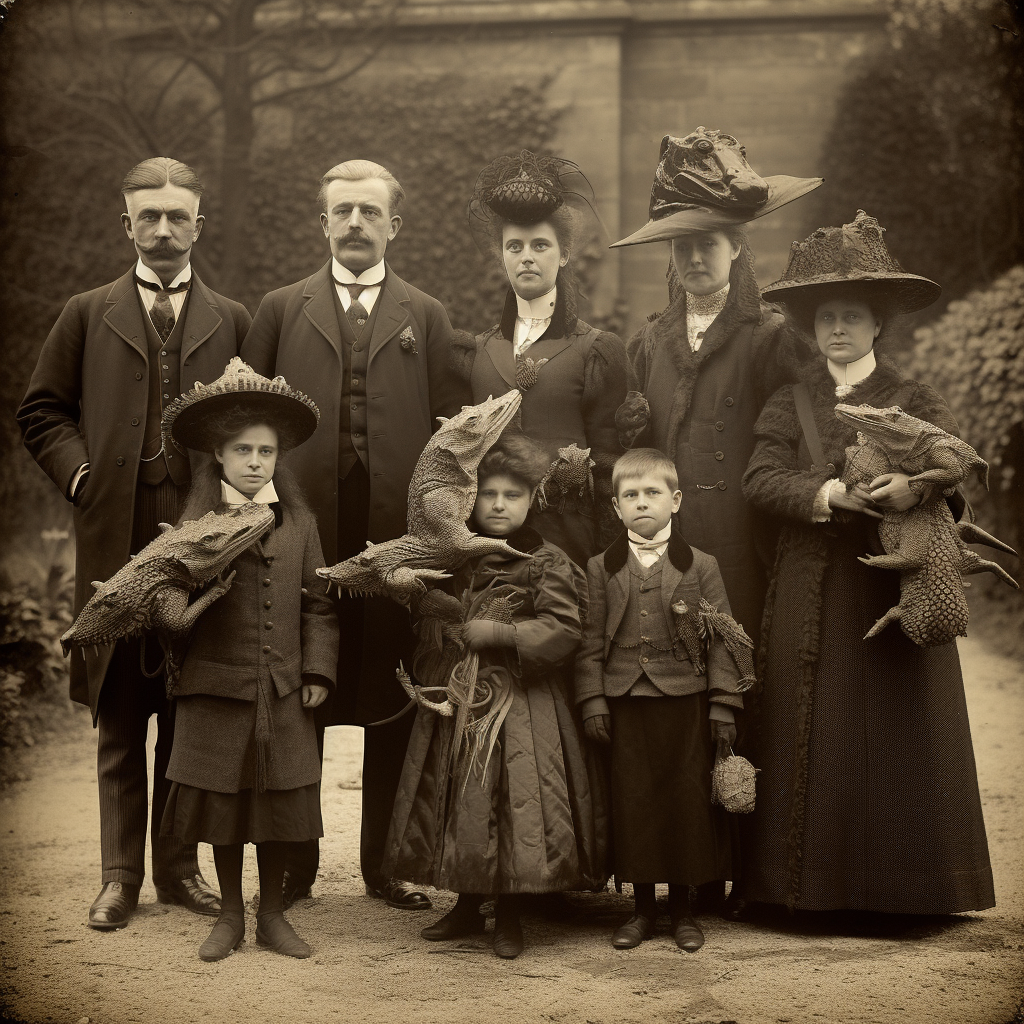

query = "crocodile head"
61;503;275;654
431;390;523;483
317;544;450;605
834;403;988;486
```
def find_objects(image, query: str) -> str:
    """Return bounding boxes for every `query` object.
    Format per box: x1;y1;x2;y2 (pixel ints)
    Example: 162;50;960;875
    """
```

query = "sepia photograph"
0;0;1021;1021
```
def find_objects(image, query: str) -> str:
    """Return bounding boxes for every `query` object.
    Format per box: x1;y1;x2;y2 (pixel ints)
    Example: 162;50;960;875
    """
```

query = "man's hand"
711;720;737;749
869;472;927;511
829;482;883;519
584;714;612;745
302;683;328;708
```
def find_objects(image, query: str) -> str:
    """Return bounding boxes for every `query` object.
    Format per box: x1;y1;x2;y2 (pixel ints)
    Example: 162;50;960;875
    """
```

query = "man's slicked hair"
121;157;204;198
318;159;405;216
612;448;679;495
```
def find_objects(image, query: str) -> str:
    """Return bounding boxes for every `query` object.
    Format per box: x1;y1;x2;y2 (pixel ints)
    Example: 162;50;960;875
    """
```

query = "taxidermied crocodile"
536;443;595;512
671;597;757;690
317;391;525;603
61;504;275;667
835;403;1018;646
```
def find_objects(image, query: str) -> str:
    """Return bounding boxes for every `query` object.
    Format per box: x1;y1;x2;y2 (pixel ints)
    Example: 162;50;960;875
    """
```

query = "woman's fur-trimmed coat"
625;251;805;643
739;355;995;913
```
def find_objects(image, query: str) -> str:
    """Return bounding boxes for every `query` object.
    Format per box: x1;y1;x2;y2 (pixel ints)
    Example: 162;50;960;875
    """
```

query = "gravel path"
1;636;1021;1024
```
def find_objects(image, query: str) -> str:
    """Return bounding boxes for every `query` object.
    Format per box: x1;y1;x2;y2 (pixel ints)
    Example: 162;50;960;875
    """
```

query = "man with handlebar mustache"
18;157;251;930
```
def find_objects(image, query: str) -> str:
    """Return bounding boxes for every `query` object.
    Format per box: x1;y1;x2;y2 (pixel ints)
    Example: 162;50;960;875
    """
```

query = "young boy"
575;448;744;952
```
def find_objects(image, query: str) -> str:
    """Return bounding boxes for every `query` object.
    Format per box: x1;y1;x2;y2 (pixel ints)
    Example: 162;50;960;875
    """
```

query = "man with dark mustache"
18;157;251;930
242;159;468;911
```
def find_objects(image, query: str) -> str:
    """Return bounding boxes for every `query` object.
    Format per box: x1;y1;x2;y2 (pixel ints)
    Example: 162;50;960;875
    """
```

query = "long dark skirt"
747;533;995;913
608;692;733;885
161;782;323;846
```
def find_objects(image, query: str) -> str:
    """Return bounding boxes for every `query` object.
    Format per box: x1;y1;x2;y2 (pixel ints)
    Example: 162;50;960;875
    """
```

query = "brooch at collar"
399;326;418;354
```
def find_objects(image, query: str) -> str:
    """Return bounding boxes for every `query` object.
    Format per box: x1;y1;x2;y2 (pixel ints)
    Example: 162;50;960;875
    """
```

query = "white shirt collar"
828;349;877;391
220;479;279;507
331;257;385;287
627;523;672;547
516;287;557;321
135;258;191;289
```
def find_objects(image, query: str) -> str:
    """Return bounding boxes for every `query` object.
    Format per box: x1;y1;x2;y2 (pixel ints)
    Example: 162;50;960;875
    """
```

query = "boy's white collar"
220;479;279;506
627;523;672;546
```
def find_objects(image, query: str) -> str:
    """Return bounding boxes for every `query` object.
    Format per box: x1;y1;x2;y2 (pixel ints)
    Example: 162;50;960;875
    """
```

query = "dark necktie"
135;276;189;343
337;280;370;335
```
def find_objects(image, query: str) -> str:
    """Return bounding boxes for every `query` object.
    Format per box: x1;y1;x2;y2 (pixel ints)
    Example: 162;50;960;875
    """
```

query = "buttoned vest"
138;289;189;487
604;555;680;696
332;282;381;479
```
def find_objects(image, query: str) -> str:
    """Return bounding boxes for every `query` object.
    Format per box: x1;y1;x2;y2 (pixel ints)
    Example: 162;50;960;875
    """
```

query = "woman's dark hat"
163;357;320;454
470;150;594;227
611;129;822;247
761;210;941;314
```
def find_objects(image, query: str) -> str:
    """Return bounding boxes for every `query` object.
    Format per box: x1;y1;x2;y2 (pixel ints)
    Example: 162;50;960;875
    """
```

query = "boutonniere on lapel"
670;599;706;674
399;326;418;354
515;355;548;391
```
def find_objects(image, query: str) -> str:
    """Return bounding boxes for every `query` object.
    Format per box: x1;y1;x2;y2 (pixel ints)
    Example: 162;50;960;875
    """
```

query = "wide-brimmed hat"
611;129;822;247
761;210;941;314
163;357;320;454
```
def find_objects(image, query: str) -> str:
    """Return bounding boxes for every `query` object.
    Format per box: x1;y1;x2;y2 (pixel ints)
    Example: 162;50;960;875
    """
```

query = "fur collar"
603;524;693;574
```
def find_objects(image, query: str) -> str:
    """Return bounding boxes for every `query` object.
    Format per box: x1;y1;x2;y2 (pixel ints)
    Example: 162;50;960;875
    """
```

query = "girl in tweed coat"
160;360;339;961
740;213;994;915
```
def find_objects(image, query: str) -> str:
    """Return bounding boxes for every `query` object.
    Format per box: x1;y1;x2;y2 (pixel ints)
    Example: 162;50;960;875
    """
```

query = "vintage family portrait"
0;0;1021;1021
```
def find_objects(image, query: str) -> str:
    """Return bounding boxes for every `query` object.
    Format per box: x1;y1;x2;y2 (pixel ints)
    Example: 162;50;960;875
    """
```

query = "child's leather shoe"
612;913;655;949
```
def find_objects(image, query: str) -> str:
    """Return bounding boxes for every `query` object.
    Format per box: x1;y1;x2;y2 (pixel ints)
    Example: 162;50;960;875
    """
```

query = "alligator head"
61;503;275;654
317;542;451;604
429;390;523;487
834;404;989;488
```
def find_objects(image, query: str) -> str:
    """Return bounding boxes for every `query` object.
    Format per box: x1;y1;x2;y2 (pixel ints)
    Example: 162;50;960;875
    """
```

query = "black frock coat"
741;357;995;912
17;268;250;717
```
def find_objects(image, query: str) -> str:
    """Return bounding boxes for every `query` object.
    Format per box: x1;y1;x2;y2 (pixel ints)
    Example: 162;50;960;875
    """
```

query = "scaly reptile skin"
536;443;595;513
61;503;276;665
317;391;525;604
835;403;1018;647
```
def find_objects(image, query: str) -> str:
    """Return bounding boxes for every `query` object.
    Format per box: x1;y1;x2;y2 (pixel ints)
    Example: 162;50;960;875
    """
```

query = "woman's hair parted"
477;432;552;493
612;448;679;496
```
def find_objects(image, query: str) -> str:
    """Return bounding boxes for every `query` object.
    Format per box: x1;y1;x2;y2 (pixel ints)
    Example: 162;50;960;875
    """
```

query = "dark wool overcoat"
240;262;470;723
382;530;608;893
167;501;339;793
17;268;250;718
740;356;995;913
625;251;804;643
452;290;628;566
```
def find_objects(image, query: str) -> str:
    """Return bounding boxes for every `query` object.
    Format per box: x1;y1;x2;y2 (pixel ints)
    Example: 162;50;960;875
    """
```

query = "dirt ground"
1;635;1021;1024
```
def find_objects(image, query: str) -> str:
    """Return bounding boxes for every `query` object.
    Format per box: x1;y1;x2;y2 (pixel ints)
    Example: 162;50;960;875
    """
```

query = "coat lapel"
606;563;631;642
180;274;224;363
102;268;148;362
301;261;343;359
484;331;517;390
660;555;683;626
368;267;411;364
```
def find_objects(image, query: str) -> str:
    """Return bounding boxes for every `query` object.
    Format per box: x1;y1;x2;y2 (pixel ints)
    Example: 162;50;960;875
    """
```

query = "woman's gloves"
614;391;650;448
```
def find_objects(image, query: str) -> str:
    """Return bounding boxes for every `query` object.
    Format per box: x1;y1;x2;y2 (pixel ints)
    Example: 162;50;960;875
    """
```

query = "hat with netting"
470;150;595;227
163;357;320;454
611;129;822;247
761;210;941;314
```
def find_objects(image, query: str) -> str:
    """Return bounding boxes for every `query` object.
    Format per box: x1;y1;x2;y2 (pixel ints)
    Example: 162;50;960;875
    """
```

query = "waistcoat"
332;283;380;479
139;289;189;487
604;555;680;696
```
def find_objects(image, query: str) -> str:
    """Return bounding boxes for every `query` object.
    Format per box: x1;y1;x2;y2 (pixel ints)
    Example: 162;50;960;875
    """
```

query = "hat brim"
610;175;824;248
170;391;320;453
761;272;942;316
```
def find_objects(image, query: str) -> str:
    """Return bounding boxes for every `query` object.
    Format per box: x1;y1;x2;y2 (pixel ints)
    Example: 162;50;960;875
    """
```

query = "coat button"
826;463;836;473
262;645;271;654
161;350;168;357
725;397;734;407
131;418;139;426
116;457;125;466
265;621;273;630
351;404;358;411
641;656;649;663
263;578;271;587
715;451;724;461
135;372;143;380
715;421;725;431
357;318;366;326
717;480;727;490
640;609;648;617
264;600;272;609
163;393;170;399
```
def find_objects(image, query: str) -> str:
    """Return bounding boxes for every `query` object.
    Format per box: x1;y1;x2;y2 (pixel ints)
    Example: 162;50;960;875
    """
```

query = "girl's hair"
196;400;306;453
478;432;552;492
612;448;679;495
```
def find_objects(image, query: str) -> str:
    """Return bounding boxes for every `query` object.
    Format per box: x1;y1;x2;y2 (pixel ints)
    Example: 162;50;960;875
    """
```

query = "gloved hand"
584;714;612;745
